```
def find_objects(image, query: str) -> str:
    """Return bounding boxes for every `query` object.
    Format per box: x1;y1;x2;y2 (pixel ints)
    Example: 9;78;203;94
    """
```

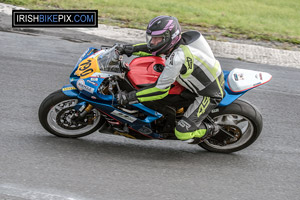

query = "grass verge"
2;0;300;45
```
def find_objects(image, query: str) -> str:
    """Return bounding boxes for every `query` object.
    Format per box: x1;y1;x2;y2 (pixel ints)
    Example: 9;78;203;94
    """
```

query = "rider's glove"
115;44;134;57
117;91;138;106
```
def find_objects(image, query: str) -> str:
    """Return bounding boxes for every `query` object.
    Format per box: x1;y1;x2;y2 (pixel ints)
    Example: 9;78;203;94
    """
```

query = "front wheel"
199;99;263;153
38;90;104;138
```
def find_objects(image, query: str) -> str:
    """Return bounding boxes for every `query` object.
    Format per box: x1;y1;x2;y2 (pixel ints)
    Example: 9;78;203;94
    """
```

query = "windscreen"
97;47;121;73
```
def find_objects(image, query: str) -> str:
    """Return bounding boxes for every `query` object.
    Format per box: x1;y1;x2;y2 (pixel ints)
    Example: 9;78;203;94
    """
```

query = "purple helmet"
146;16;181;56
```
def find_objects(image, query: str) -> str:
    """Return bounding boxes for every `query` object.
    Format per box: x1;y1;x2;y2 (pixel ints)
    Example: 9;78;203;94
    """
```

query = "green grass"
3;0;300;44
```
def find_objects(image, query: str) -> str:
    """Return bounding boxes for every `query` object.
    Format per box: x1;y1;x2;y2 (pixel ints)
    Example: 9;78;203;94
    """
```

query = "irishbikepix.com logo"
12;10;98;28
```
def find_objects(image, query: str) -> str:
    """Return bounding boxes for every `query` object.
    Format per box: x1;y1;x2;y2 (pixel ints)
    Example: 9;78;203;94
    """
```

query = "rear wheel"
199;99;263;153
39;90;104;138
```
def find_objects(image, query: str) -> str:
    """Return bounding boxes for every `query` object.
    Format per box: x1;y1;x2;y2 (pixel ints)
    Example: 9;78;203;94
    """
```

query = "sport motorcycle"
39;45;272;153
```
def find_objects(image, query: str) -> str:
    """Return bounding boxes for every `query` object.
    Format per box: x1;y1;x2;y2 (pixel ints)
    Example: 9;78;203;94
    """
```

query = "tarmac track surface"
0;31;299;200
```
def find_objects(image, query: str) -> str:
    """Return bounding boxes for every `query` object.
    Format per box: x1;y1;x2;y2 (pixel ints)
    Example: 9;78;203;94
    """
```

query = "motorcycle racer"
116;16;225;143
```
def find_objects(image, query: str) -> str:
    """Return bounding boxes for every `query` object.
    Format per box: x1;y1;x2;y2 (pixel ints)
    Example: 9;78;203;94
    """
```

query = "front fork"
72;102;94;122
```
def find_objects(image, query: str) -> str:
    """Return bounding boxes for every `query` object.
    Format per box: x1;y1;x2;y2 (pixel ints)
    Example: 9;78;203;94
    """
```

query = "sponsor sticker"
111;110;137;123
87;80;98;86
76;79;94;93
62;86;76;91
90;72;111;78
91;78;98;81
234;73;244;81
171;29;180;39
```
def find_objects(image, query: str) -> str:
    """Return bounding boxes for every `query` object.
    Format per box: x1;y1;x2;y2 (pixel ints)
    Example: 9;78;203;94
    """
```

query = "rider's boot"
185;122;220;144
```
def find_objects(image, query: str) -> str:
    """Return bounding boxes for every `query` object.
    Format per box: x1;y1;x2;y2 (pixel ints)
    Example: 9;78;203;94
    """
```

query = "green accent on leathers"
175;128;207;140
197;96;211;117
133;43;147;47
132;43;152;56
179;45;194;79
133;52;153;56
194;56;224;98
136;86;170;102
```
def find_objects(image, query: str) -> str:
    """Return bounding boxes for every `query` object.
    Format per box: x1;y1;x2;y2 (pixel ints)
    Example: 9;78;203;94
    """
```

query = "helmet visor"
146;33;169;51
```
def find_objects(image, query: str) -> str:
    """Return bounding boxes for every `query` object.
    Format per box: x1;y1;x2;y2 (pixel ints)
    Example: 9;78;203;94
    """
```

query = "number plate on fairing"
75;58;101;79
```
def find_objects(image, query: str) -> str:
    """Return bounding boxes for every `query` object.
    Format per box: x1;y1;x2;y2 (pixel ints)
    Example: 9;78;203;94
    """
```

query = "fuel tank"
127;56;184;94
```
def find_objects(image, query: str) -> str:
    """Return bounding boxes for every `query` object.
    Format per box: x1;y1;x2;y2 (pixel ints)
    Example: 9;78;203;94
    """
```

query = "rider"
116;16;225;143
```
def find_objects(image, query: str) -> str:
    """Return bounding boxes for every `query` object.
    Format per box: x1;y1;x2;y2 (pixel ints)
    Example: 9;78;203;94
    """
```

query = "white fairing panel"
228;68;272;92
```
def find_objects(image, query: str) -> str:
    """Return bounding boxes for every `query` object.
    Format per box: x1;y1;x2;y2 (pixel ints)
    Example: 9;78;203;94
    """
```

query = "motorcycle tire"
199;99;263;153
39;90;105;138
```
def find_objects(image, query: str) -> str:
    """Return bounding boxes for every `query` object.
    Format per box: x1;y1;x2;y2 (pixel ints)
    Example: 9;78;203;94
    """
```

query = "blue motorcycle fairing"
61;83;164;139
69;47;99;88
59;45;269;140
62;53;256;139
219;90;244;107
73;47;98;71
78;94;163;139
64;47;164;138
62;84;79;97
219;70;247;107
61;70;250;139
131;103;163;123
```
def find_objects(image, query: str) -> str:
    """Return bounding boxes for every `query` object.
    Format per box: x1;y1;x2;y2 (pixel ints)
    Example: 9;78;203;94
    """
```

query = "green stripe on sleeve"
136;86;170;102
133;43;147;47
133;52;153;56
